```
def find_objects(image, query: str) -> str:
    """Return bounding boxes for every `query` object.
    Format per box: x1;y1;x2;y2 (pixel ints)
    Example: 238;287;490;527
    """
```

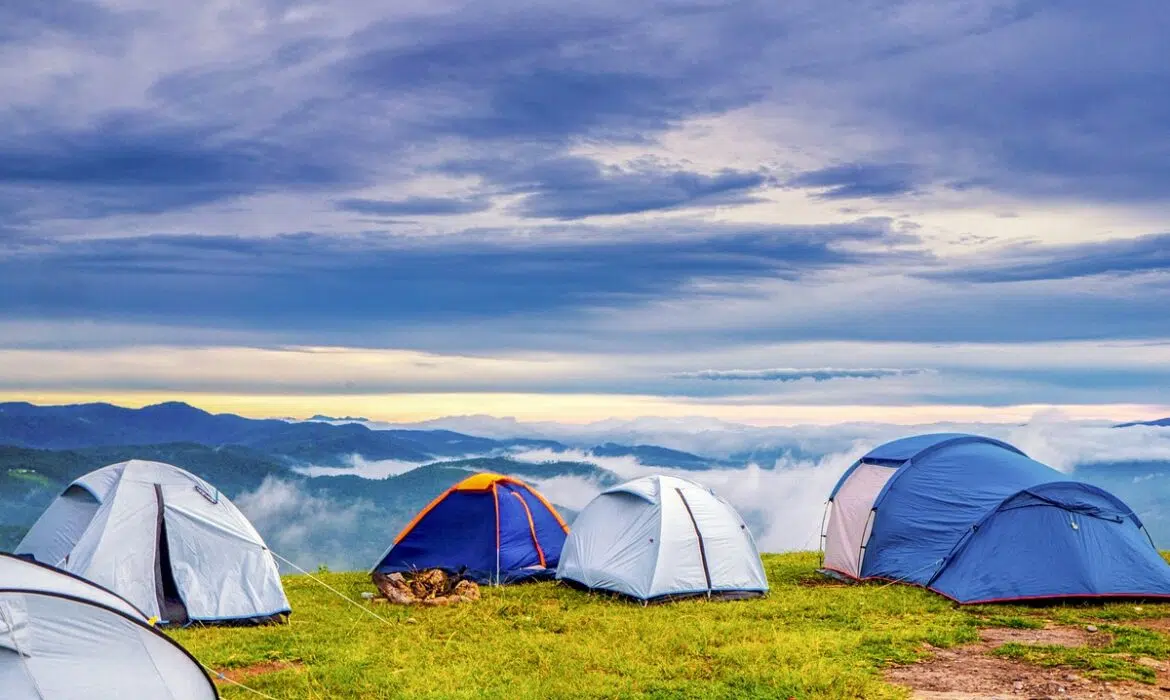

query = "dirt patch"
979;626;1109;649
885;626;1170;699
216;660;304;683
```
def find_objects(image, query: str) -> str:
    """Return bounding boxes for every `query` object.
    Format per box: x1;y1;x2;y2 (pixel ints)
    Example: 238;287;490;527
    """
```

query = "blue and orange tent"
371;473;570;584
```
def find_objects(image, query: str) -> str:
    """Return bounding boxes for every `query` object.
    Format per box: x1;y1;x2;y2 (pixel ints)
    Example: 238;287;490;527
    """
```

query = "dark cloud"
0;112;354;217
0;220;909;333
927;232;1170;283
335;197;491;216
787;163;920;200
444;156;770;219
0;0;128;43
675;368;930;381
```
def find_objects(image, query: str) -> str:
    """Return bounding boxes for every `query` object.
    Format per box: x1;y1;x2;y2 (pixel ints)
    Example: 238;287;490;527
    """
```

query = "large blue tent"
371;473;569;584
821;433;1170;604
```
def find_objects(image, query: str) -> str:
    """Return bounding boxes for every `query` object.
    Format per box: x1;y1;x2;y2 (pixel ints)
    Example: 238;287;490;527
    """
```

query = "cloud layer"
4;1;1170;412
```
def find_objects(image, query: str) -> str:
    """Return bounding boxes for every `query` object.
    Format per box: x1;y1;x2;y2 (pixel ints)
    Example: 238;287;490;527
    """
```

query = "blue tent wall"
861;438;1059;585
833;433;1170;603
372;474;568;584
931;482;1170;603
376;490;499;579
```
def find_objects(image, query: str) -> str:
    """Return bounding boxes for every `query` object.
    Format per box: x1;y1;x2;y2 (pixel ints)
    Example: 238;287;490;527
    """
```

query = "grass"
170;552;1170;699
990;622;1170;684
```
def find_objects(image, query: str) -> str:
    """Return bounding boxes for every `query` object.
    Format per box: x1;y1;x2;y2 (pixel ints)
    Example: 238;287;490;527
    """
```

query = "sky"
2;0;1170;424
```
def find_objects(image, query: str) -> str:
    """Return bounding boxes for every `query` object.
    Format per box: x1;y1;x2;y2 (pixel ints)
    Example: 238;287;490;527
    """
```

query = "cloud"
927;232;1170;284
0;113;353;217
0;222;911;337
0;0;128;44
447;156;771;219
234;476;378;570
292;455;425;479
335;197;491;216
509;443;868;551
786;163;921;200
227;412;1170;567
675;367;930;382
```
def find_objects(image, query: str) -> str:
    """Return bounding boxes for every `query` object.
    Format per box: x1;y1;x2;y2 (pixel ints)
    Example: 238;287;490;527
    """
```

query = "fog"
235;412;1170;569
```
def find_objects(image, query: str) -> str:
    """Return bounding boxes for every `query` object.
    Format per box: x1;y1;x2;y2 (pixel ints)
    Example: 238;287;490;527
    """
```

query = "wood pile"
370;569;481;606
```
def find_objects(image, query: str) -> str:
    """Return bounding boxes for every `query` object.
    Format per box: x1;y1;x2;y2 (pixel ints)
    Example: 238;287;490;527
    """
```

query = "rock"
1085;624;1098;633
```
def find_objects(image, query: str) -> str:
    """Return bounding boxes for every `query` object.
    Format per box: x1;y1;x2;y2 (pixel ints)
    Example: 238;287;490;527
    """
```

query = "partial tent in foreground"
557;474;769;602
821;433;1170;604
16;459;290;625
0;552;219;699
372;472;569;584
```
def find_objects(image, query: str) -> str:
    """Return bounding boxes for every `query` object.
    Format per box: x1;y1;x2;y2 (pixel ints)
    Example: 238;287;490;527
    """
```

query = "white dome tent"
556;475;769;602
16;459;289;625
0;552;218;699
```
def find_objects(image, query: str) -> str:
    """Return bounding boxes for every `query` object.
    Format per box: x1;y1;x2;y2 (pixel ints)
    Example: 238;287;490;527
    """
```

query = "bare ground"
885;625;1170;700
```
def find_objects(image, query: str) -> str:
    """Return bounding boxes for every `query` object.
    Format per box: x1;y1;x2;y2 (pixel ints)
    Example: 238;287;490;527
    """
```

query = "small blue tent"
821;433;1170;604
371;473;569;584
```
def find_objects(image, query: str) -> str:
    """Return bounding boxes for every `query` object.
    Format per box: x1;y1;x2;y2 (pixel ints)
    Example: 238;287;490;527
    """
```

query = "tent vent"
194;483;219;504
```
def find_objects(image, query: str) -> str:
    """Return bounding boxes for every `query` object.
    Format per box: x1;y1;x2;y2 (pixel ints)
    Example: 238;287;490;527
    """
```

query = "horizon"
3;395;1169;429
4;3;1170;423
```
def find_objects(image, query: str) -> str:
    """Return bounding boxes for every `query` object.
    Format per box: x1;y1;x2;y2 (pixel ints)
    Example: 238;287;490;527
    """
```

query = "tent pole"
492;483;501;586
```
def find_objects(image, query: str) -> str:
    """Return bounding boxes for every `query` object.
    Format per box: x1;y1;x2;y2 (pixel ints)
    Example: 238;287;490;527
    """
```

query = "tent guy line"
269;549;397;627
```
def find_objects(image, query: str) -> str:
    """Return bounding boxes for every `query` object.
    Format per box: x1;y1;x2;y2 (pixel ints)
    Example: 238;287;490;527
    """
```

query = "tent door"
509;492;547;568
823;463;897;578
153;486;189;625
674;488;713;593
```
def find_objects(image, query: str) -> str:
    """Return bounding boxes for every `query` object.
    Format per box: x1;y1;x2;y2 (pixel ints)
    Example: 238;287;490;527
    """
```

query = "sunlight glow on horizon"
2;391;1165;427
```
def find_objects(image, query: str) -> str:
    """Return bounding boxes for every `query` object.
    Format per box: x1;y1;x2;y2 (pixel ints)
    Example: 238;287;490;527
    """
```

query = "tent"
16;459;290;625
821;433;1170;604
0;552;218;698
556;475;769;602
372;473;569;584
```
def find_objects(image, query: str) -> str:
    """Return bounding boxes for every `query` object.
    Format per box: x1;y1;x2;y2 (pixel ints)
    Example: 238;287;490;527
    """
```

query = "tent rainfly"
821;433;1170;604
0;552;219;698
372;472;570;584
16;459;290;625
556;475;769;602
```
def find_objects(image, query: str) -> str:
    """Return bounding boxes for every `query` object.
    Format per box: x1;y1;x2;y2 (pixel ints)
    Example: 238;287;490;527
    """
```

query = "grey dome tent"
0;552;218;698
16;459;289;625
557;475;769;602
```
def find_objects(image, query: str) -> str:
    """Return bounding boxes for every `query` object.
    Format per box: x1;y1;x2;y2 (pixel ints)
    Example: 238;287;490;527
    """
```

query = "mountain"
0;443;608;566
1115;417;1170;427
0;402;721;470
0;401;558;465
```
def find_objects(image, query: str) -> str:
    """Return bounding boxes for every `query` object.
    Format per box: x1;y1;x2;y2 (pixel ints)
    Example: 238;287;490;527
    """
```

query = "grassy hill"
171;552;1170;699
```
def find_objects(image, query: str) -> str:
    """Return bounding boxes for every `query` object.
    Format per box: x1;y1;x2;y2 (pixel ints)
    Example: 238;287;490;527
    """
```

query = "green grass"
170;552;1170;699
991;623;1170;684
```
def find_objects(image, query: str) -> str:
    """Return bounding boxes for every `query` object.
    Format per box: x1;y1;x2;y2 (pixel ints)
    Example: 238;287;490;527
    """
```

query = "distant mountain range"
1115;417;1170;428
0;401;712;468
0;401;720;567
2;401;1168;570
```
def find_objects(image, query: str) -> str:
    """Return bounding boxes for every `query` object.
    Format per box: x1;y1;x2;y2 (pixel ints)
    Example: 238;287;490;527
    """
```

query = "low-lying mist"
234;412;1170;571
